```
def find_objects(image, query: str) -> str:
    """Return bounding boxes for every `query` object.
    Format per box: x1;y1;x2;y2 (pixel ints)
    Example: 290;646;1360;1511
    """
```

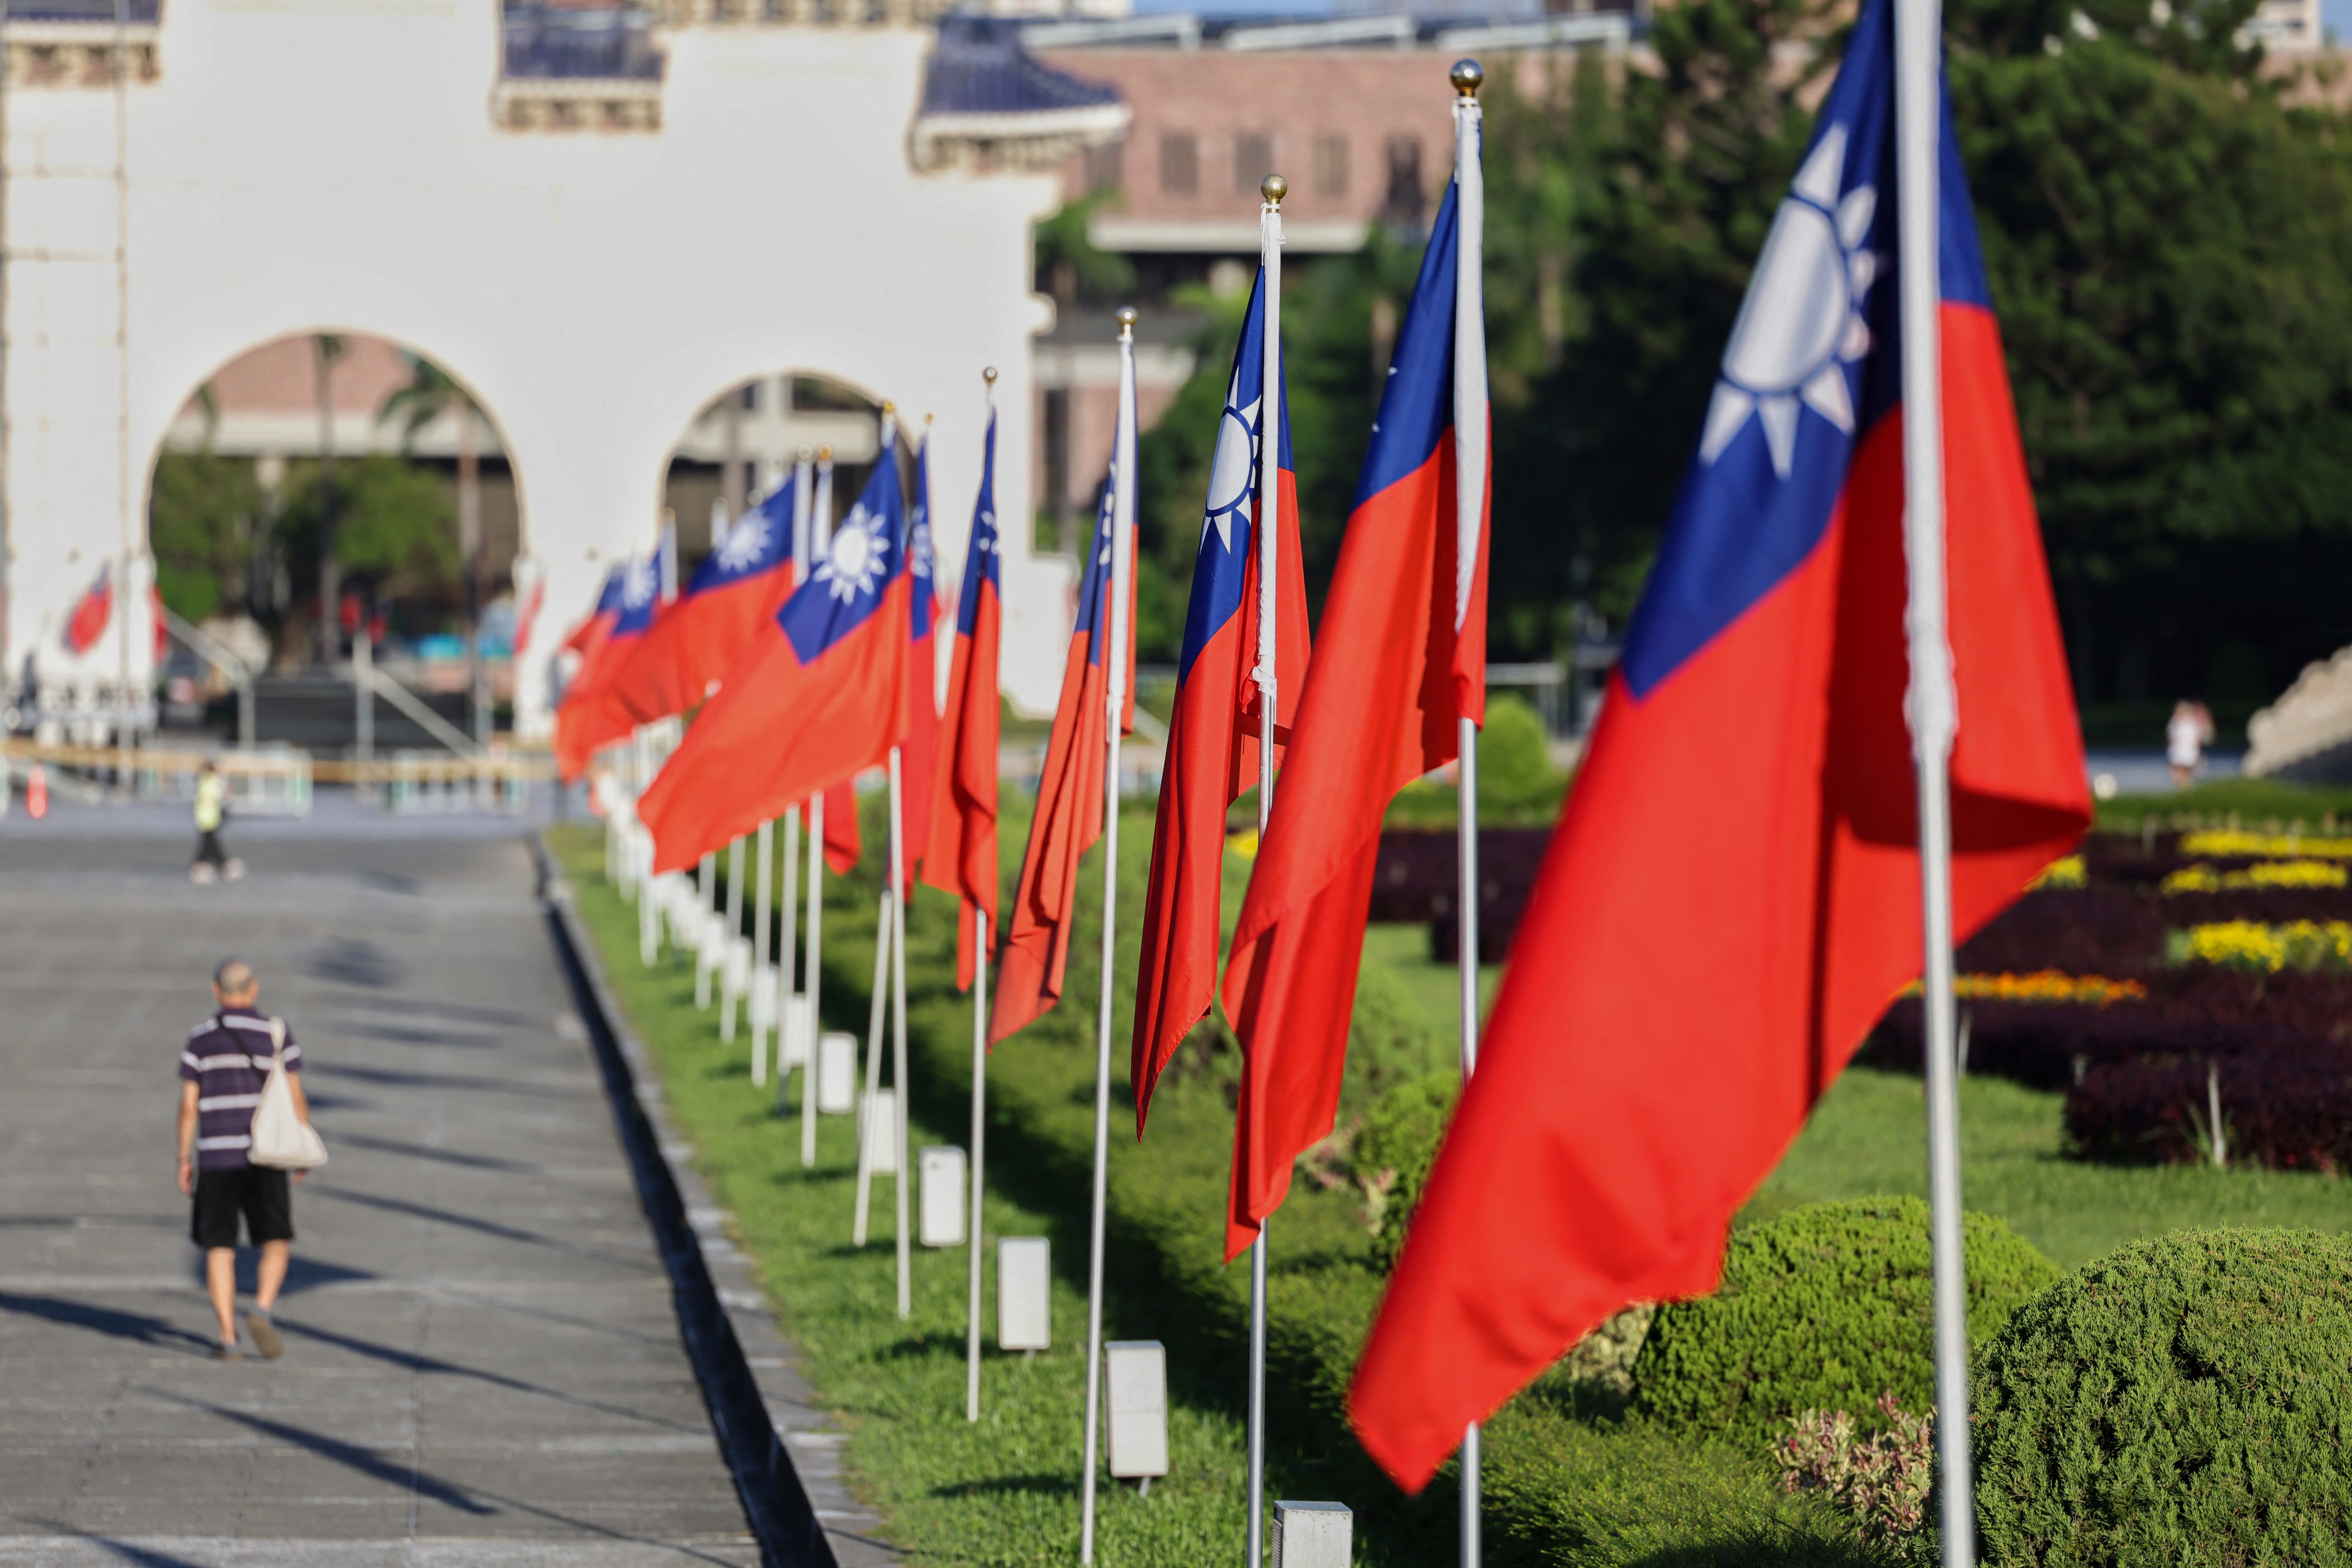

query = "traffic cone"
26;764;48;820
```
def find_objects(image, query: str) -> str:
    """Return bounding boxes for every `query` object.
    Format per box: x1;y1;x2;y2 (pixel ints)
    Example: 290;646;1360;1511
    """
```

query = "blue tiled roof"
503;3;662;82
920;16;1122;118
5;0;162;22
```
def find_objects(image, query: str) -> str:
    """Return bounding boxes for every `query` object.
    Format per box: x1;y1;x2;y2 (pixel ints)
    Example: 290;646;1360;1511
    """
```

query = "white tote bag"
247;1018;328;1170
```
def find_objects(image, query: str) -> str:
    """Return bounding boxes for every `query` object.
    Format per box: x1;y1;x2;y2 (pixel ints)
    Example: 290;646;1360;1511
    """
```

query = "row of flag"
551;0;2088;1530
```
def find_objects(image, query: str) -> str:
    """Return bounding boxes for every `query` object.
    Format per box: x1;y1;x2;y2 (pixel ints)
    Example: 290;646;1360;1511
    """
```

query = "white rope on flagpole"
1450;61;1488;1568
890;746;914;1319
1242;170;1288;1568
802;449;837;1170
967;367;999;1424
1893;0;1972;1560
1078;305;1140;1568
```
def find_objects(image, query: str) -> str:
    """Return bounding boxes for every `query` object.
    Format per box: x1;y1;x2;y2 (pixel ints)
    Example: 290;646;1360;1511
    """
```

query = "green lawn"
549;791;2349;1565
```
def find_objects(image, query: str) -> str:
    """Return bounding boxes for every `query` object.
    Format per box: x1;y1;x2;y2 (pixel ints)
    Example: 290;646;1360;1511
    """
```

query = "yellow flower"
2030;856;2086;890
2180;830;2352;861
2174;920;2352;972
2160;860;2348;894
1900;971;2146;1006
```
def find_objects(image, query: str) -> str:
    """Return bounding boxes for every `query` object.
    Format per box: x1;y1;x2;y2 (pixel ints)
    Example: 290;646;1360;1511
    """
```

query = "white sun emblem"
1201;365;1261;550
715;514;771;573
621;555;656;609
815;504;890;603
1699;123;1881;479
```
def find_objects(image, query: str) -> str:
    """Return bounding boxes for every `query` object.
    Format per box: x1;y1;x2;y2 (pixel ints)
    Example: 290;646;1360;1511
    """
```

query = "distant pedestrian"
2167;699;2213;789
175;958;310;1362
190;759;242;883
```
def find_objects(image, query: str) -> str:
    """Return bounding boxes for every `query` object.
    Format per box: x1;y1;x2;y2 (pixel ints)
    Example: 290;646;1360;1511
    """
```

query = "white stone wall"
4;1;1078;737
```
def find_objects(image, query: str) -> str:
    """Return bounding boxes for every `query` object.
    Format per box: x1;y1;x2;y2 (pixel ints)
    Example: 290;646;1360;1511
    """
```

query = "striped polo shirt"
179;1010;301;1171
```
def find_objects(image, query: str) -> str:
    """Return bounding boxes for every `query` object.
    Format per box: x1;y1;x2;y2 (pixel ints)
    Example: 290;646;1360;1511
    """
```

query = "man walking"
175;958;310;1361
190;759;241;884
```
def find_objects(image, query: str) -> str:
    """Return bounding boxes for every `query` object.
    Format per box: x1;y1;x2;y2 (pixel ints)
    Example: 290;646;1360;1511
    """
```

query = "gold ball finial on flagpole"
1451;58;1484;97
1259;173;1287;208
817;444;833;462
880;400;896;414
1116;306;1137;341
983;365;999;386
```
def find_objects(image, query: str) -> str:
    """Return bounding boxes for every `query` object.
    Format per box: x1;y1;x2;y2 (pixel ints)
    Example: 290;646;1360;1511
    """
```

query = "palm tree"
380;355;490;744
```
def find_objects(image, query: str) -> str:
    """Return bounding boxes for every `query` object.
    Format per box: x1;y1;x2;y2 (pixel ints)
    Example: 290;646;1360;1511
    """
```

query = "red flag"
823;776;862;874
921;412;1004;989
1348;2;2089;1489
560;564;626;657
151;587;170;664
988;468;1133;1044
639;439;911;875
1215;186;1486;1263
1132;270;1310;1131
63;565;113;656
604;482;796;726
899;435;945;896
554;557;657;783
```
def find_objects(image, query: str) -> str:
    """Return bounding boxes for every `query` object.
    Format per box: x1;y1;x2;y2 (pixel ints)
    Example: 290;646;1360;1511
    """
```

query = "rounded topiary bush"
1973;1227;2352;1565
1635;1197;2057;1449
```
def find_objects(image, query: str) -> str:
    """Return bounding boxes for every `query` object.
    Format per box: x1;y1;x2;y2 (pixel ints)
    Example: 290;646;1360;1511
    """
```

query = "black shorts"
191;1165;293;1250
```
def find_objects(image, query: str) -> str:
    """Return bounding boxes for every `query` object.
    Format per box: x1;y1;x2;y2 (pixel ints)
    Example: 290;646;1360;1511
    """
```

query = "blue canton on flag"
781;429;907;663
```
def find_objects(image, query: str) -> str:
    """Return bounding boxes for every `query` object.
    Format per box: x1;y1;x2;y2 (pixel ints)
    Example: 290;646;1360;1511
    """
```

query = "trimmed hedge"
1973;1228;2352;1565
2065;1045;2352;1172
1635;1198;2057;1450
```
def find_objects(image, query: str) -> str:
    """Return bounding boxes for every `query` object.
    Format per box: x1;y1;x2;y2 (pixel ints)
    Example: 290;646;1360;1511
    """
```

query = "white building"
1;0;1127;736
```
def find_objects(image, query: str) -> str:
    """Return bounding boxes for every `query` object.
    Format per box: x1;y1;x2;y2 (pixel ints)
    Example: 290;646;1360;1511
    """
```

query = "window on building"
1382;133;1426;227
1234;132;1273;195
1160;133;1198;195
1086;141;1124;193
1313;134;1348;197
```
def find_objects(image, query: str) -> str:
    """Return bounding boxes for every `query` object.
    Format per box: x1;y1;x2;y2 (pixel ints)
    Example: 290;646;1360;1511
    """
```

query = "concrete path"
0;827;761;1566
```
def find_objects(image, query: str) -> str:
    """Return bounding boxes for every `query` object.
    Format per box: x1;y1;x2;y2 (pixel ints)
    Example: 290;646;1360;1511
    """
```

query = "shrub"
1635;1198;2058;1450
1973;1228;2352;1565
1476;694;1562;823
2064;1044;2352;1172
1354;1069;1458;1270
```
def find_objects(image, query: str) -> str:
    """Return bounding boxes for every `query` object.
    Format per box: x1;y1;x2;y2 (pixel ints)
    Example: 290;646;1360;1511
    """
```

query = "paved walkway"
0;826;761;1566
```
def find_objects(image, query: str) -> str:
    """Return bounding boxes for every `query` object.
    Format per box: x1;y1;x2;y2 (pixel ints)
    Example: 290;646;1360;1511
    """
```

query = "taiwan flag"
554;555;657;782
1131;270;1310;1132
988;463;1133;1045
922;408;1004;990
63;565;113;656
560;564;627;661
898;433;944;895
1216;182;1486;1262
1349;0;2088;1490
605;478;796;726
639;432;911;875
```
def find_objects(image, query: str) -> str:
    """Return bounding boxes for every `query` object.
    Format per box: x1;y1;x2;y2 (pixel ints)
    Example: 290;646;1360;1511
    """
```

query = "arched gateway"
1;0;1125;735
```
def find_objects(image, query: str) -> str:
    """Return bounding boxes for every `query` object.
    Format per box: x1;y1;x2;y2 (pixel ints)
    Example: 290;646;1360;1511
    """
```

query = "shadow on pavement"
0;1294;217;1355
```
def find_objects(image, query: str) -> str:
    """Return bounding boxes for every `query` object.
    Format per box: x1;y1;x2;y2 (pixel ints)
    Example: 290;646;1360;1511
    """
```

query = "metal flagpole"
1078;306;1139;1567
890;747;914;1318
801;448;837;1169
722;834;746;1042
697;850;718;1008
777;450;815;1118
854;883;892;1245
965;908;989;1418
752;816;775;1078
1243;171;1287;1568
1892;0;1973;1560
966;368;998;1423
776;804;801;1114
1449;60;1488;1568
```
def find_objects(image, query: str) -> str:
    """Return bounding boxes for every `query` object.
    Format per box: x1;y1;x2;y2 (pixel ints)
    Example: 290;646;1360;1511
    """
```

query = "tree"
150;450;264;625
274;454;459;621
381;355;493;738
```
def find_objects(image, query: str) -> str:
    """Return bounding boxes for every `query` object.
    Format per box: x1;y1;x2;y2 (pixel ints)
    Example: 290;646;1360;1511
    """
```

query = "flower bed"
1856;831;2352;1172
